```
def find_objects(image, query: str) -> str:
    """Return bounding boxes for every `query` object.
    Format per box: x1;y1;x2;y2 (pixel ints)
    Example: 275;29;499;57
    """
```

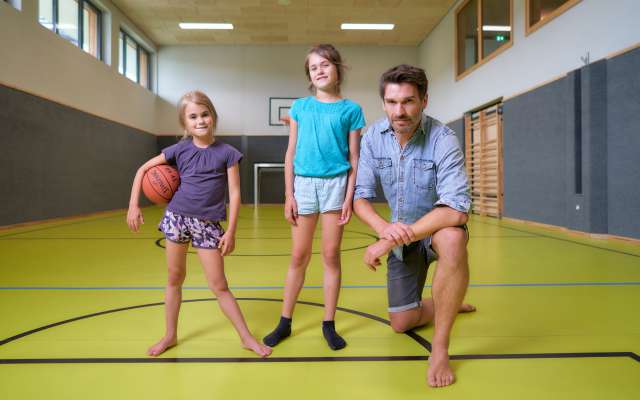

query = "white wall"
418;0;640;123
158;45;418;135
0;0;179;135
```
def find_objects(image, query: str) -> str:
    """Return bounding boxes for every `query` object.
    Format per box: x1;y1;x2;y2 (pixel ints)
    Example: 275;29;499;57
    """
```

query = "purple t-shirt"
162;139;243;221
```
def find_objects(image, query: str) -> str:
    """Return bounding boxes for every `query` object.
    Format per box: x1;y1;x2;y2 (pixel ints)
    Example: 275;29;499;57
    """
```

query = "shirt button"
400;155;405;160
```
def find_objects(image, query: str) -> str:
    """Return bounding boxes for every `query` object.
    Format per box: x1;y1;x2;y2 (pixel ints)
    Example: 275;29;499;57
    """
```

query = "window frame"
39;0;103;60
80;0;102;59
455;0;514;81
119;29;153;90
525;0;582;36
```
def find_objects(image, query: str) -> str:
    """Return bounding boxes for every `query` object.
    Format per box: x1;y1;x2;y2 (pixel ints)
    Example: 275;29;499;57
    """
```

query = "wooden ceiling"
111;0;456;46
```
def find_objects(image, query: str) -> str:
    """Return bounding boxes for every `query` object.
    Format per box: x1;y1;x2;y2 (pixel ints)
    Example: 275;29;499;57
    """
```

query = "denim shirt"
354;114;471;227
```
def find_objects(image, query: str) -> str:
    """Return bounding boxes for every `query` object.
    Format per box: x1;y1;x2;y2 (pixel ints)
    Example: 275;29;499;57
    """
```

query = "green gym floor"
0;204;638;399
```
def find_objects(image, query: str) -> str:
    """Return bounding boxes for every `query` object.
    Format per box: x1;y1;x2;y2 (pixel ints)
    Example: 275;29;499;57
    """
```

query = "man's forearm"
409;206;468;241
353;198;389;235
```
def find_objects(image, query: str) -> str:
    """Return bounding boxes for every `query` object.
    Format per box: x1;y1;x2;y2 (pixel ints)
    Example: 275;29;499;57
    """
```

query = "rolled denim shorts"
158;210;224;249
386;225;468;313
293;173;347;215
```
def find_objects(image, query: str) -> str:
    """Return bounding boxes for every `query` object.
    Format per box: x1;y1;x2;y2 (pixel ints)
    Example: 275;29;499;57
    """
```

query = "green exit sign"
496;35;506;42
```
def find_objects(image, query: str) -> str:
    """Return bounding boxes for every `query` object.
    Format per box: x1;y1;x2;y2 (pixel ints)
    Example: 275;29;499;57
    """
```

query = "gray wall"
503;78;569;226
501;47;640;239
1;84;158;226
607;48;640;239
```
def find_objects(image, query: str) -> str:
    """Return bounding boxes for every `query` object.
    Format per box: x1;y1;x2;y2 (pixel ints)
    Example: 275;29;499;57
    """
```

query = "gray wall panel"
0;84;158;226
582;60;608;234
607;48;640;239
447;118;465;150
245;136;288;203
502;79;568;226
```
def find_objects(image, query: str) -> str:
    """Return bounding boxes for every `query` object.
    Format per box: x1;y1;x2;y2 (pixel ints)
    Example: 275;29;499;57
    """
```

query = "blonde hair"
304;44;346;93
177;91;218;138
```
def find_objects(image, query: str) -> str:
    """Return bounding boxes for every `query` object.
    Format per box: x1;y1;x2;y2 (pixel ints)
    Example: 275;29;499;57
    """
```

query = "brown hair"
304;44;345;92
177;91;218;138
379;64;429;99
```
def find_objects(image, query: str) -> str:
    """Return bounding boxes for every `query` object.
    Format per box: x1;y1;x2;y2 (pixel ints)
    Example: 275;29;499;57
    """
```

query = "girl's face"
307;52;338;91
184;102;214;138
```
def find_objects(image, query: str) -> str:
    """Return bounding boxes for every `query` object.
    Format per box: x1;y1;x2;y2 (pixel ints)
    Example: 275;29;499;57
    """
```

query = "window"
456;0;512;79
38;0;102;59
119;30;152;89
526;0;581;35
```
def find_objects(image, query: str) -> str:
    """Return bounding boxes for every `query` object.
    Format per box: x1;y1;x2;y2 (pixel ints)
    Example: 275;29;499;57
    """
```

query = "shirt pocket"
374;157;393;185
413;159;435;190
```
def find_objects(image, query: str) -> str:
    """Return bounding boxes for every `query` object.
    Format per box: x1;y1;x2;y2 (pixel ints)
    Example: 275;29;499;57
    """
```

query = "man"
353;64;475;388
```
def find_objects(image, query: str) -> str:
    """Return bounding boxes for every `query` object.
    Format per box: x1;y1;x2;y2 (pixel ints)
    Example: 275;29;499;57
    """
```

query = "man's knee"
389;311;418;333
432;227;467;262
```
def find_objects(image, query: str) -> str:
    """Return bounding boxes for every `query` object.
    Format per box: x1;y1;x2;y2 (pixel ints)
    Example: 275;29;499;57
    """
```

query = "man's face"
382;83;428;136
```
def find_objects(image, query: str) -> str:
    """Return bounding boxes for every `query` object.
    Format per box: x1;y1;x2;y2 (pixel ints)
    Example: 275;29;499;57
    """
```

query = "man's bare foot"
242;336;272;358
459;303;476;313
147;336;177;357
427;347;455;388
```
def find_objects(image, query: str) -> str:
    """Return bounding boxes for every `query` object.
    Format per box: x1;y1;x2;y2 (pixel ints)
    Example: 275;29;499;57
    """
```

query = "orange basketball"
142;165;180;204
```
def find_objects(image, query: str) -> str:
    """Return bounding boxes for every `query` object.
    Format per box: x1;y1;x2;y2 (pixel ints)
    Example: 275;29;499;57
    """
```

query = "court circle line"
0;297;431;352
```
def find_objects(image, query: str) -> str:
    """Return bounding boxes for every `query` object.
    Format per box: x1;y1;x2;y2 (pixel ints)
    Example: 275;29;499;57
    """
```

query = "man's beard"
392;118;416;135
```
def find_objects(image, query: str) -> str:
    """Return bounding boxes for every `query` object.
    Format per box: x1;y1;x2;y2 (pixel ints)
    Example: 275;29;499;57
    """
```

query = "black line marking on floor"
1;352;638;365
0;356;429;364
449;352;640;361
475;220;640;258
0;236;374;241
0;297;430;351
1;297;637;365
154;229;379;256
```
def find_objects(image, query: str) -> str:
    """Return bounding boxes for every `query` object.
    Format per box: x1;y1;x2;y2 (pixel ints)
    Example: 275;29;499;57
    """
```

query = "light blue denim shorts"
294;173;347;215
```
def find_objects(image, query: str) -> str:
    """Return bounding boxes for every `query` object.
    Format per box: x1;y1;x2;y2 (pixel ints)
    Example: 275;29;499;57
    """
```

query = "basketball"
142;165;180;204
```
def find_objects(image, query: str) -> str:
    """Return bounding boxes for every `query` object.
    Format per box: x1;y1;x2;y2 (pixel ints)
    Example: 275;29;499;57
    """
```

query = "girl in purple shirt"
127;91;271;358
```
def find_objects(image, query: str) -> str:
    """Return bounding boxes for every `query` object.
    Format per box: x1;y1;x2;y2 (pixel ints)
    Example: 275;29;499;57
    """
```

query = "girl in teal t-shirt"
264;44;365;350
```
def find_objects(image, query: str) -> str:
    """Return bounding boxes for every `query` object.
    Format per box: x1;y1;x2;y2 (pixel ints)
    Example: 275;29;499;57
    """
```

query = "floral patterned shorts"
158;210;224;249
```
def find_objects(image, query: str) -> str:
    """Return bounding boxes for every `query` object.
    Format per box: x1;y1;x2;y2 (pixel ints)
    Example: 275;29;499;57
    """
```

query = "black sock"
322;320;346;350
263;316;292;347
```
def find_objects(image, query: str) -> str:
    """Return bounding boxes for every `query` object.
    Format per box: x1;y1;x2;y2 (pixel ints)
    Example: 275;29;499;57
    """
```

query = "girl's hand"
338;200;352;226
284;195;298;226
127;206;144;232
219;231;235;256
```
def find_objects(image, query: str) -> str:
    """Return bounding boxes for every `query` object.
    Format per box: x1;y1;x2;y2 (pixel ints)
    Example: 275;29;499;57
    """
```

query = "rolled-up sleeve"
433;131;472;213
354;129;378;201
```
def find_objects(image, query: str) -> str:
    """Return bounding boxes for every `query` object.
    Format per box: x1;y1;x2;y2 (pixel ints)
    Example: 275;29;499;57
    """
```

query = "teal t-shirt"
290;96;366;177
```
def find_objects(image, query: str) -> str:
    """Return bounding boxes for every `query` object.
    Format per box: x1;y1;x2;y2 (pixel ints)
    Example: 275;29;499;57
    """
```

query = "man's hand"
363;239;395;271
379;222;416;245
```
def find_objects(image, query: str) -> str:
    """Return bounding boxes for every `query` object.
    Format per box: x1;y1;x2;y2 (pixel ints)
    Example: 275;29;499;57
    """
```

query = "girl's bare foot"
427;347;455;388
459;303;476;313
147;336;177;357
242;336;273;357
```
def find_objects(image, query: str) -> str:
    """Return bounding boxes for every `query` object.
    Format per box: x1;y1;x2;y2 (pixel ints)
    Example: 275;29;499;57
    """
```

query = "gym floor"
0;204;638;399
